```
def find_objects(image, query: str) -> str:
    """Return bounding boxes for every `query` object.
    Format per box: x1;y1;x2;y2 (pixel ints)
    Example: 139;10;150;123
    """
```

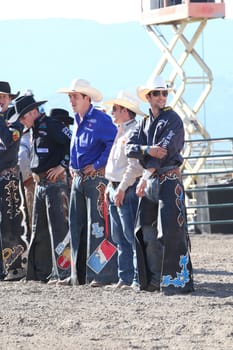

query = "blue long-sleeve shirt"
70;105;117;170
126;107;184;172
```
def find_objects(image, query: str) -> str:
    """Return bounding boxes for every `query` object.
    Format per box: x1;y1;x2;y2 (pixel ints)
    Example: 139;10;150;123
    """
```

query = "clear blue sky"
1;17;233;138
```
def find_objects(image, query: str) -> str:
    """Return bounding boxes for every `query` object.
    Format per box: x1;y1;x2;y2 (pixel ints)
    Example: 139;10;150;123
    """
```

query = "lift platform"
140;0;225;189
141;0;225;25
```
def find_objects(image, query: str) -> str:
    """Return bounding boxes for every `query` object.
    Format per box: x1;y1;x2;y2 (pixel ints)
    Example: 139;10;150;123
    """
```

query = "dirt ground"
0;233;233;350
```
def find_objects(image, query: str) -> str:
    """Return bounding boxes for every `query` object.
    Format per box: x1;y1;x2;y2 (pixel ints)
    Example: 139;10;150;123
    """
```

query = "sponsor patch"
57;247;71;270
87;239;117;274
12;130;20;142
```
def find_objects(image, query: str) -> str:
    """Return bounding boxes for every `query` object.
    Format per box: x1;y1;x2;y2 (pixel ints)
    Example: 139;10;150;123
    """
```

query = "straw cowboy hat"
0;81;20;100
49;108;74;125
104;91;144;116
137;76;172;102
7;95;47;123
58;78;102;102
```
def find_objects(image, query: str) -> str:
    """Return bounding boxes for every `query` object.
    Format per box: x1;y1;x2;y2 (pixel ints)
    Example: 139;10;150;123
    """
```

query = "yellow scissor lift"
140;0;226;190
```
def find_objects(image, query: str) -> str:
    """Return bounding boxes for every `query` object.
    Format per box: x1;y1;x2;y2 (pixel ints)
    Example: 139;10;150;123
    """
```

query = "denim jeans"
26;180;70;281
69;174;117;285
109;182;139;285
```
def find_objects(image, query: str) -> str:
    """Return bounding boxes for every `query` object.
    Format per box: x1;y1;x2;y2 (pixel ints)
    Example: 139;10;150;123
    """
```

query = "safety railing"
182;137;233;234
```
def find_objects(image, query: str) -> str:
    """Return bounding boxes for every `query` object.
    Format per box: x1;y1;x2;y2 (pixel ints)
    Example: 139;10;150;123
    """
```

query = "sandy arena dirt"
0;233;233;350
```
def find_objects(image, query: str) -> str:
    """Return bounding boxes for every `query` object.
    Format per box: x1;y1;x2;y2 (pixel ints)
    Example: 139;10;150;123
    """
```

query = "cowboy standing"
126;76;194;294
0;81;30;281
58;78;118;286
10;96;72;283
104;91;144;290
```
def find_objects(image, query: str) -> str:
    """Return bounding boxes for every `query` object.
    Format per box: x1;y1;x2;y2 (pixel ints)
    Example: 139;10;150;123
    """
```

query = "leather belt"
32;172;66;184
151;167;181;180
110;177;141;189
73;167;105;179
161;167;181;179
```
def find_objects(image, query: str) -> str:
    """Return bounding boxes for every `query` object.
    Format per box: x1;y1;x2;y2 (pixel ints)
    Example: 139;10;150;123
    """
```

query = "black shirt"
31;113;72;174
0;112;24;173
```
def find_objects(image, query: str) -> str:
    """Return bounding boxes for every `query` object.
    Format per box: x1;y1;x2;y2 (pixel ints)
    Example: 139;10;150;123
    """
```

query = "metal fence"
182;137;233;234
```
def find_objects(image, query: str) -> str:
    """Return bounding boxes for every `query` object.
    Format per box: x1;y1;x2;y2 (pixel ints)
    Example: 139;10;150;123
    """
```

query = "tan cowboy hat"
137;76;172;102
104;91;144;116
58;78;102;102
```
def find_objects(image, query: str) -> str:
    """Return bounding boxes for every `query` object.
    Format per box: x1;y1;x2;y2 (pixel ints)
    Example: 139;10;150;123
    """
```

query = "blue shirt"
70;105;117;170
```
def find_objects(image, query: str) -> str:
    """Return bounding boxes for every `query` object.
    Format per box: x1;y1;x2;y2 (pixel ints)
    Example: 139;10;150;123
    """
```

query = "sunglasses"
112;105;123;112
149;90;168;97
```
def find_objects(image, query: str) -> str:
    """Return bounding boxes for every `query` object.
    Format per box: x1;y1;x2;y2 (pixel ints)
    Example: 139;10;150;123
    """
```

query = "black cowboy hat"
0;81;20;100
7;95;47;123
49;108;74;125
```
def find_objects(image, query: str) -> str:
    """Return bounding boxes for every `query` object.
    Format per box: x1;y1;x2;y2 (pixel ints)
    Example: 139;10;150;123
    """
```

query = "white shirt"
105;119;143;192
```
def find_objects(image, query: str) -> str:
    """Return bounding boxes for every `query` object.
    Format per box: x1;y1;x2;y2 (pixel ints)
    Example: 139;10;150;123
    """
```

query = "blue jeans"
109;183;139;285
69;174;117;285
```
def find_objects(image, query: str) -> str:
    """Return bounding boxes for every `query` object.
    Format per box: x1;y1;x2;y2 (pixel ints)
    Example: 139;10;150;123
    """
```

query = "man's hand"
46;165;65;182
114;189;125;207
83;164;96;176
136;178;147;197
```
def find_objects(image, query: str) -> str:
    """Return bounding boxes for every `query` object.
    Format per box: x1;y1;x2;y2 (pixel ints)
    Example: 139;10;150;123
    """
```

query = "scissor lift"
140;0;225;189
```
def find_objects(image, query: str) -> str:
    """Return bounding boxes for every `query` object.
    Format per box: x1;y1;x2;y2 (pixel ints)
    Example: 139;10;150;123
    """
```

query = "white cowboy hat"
104;90;144;116
137;76;172;102
58;78;102;102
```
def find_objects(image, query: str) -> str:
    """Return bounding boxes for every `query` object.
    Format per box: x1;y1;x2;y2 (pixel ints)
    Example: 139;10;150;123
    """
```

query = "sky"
1;0;233;22
1;1;233;139
1;0;141;23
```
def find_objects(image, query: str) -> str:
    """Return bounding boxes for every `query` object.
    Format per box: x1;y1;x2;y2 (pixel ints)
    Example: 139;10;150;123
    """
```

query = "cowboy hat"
49;108;74;125
7;95;47;124
137;76;172;102
58;78;102;102
0;81;20;100
5;106;16;122
104;91;144;116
